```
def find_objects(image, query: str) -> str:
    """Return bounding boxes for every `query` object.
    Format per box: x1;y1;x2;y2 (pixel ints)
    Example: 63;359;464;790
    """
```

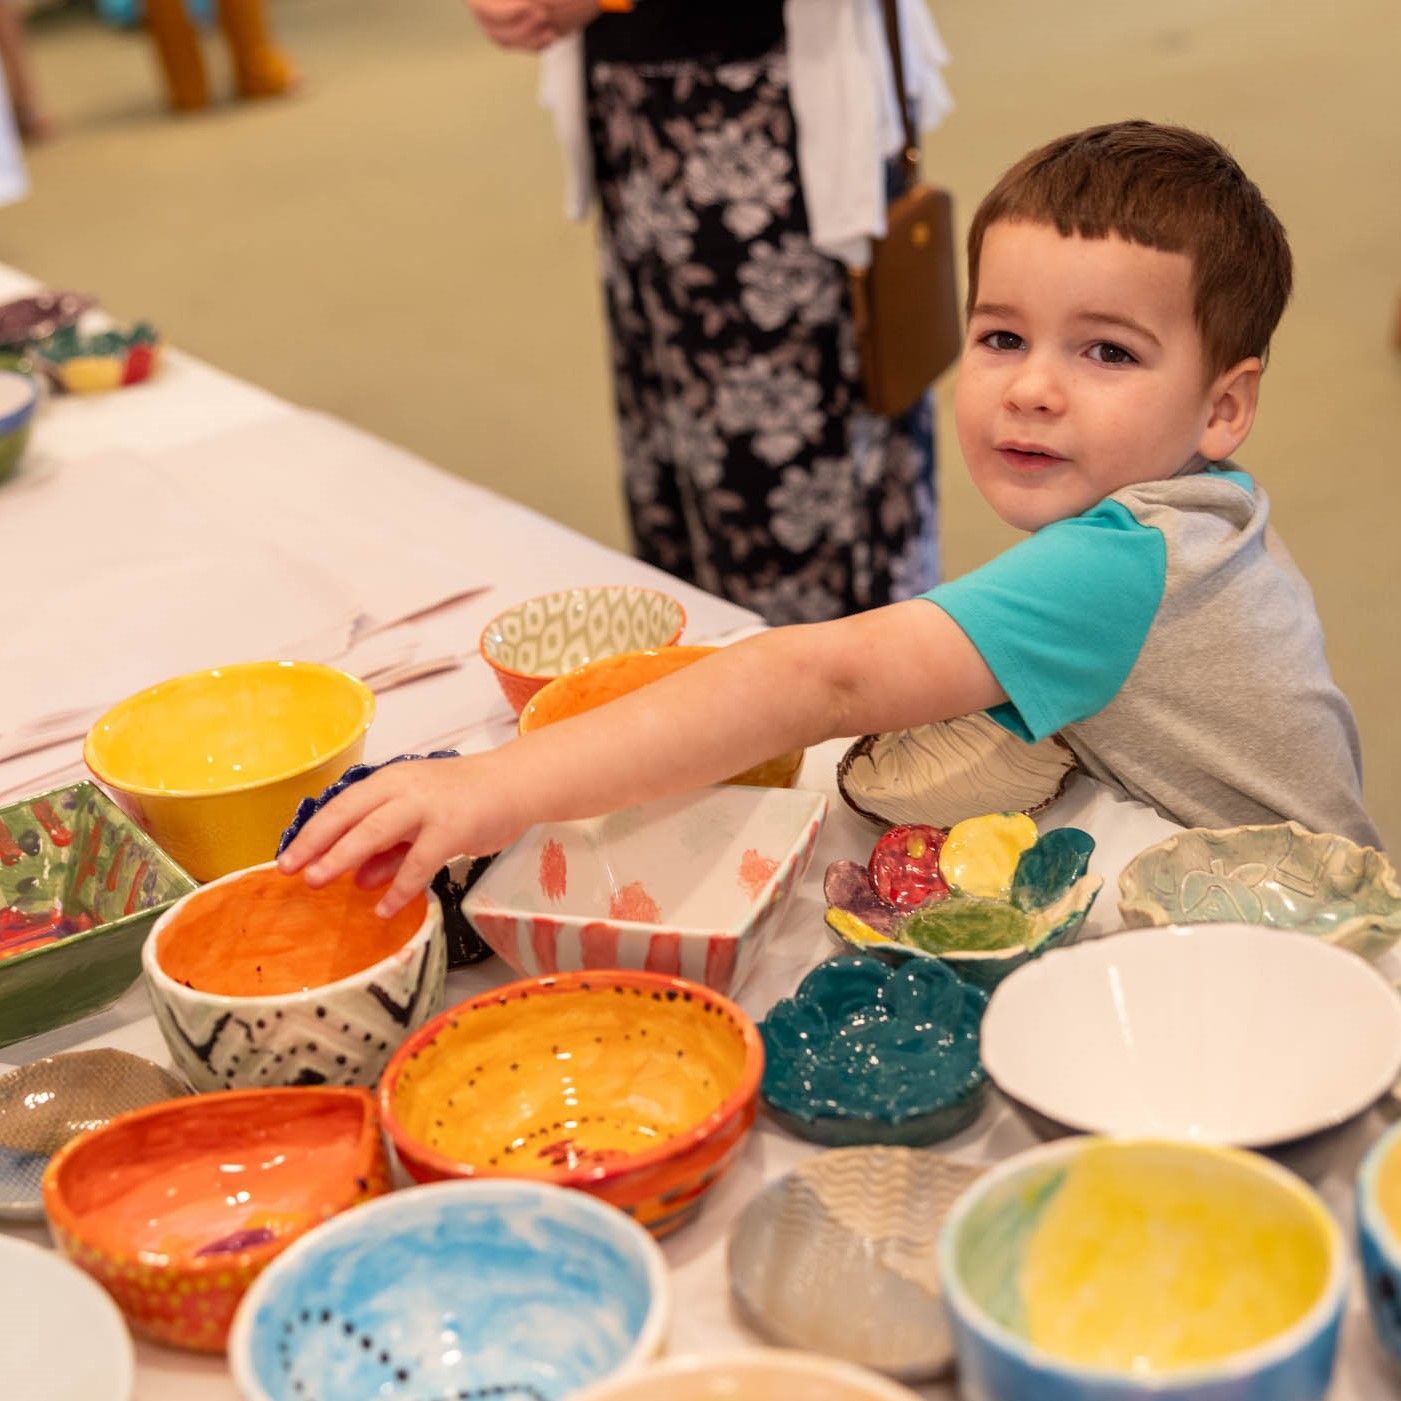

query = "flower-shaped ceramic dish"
727;1147;987;1380
143;862;446;1092
981;924;1401;1148
759;957;987;1146
381;969;763;1238
0;366;38;484
824;826;1100;991
1118;821;1401;964
462;785;826;996
43;1086;389;1352
571;1350;924;1401
939;1138;1347;1401
0;1235;134;1401
480;584;686;714
520;646;804;788
0;1049;187;1221
0;781;196;1047
1357;1119;1401;1367
84;660;375;881
837;712;1077;830
34;320;161;393
230;1179;670;1401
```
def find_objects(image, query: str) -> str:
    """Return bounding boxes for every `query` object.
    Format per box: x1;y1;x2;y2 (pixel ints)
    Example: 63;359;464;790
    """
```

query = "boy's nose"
1003;356;1066;416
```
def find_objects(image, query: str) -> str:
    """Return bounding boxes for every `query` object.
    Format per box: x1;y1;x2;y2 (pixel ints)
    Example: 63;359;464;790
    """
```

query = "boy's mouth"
996;442;1068;472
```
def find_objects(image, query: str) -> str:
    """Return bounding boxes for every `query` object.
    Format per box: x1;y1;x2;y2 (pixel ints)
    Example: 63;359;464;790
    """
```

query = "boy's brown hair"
966;121;1292;377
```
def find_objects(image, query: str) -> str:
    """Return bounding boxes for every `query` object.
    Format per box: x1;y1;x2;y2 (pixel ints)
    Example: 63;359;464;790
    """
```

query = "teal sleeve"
920;499;1167;742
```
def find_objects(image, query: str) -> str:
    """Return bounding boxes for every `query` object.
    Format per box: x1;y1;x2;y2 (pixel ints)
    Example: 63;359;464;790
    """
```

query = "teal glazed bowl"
1357;1119;1401;1367
0;367;38;484
759;955;987;1146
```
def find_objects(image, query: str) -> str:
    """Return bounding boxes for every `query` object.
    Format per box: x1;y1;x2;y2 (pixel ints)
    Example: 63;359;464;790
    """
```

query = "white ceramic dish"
981;923;1401;1148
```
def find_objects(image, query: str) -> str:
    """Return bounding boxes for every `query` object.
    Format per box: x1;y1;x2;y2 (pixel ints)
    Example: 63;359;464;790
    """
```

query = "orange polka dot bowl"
380;969;765;1238
42;1086;389;1353
459;785;827;998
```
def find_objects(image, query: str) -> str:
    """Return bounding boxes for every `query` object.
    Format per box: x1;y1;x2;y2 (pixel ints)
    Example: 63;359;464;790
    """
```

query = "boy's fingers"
353;843;410;892
376;839;448;919
278;779;392;874
302;801;419;888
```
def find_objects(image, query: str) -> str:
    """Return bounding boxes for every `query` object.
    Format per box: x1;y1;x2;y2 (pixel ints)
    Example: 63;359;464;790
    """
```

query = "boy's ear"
1197;356;1262;462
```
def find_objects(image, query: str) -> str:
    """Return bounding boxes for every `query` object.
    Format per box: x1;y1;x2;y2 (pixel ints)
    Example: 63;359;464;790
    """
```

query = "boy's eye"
1088;341;1137;365
979;331;1024;352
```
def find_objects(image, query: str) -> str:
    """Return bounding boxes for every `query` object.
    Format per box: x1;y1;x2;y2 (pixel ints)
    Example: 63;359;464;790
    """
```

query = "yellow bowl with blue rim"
938;1137;1346;1401
84;661;374;882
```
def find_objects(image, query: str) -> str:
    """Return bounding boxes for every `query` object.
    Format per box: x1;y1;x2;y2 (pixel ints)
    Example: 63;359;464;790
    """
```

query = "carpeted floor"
6;0;1399;847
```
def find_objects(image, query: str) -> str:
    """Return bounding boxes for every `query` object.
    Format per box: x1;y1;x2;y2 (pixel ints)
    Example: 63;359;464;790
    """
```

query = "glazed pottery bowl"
0;366;38;483
480;584;686;714
381;969;763;1237
0;781;196;1046
1119;821;1401;963
143;861;446;1092
760;956;988;1147
34;320;161;393
1356;1118;1401;1366
571;1350;924;1401
84;660;375;881
981;923;1401;1147
728;1148;986;1380
520;644;805;788
939;1138;1346;1401
0;1235;134;1401
43;1086;389;1352
461;785;826;996
230;1179;668;1401
825;823;1101;991
0;1049;187;1220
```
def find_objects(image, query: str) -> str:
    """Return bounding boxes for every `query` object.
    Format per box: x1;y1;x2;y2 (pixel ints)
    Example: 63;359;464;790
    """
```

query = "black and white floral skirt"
586;48;939;626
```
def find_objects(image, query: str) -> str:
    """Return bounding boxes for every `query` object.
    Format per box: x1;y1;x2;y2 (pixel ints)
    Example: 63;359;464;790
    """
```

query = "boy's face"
955;221;1227;531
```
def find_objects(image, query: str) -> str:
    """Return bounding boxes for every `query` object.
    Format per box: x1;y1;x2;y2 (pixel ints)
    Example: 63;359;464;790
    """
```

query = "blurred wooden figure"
146;0;298;112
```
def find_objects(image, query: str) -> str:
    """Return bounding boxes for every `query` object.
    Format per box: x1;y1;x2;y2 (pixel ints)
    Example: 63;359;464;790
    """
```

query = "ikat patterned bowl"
461;785;826;996
480;585;686;714
43;1087;389;1353
1118;821;1401;964
381;968;764;1238
0;781;196;1047
571;1350;924;1401
1357;1118;1401;1367
143;861;446;1092
229;1180;669;1401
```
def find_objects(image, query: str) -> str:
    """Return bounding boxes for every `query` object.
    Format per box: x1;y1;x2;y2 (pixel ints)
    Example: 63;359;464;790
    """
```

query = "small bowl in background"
1119;821;1401;964
381;969;763;1237
43;1086;389;1352
520;644;803;787
1357;1118;1401;1367
143;862;445;1092
0;366;38;484
480;584;685;715
461;784;826;996
84;660;375;881
229;1180;670;1401
571;1350;924;1401
940;1138;1346;1400
0;781;196;1047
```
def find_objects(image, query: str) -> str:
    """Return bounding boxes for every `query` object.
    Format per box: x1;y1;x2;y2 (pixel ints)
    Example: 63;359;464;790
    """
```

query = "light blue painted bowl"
229;1180;670;1401
0;368;38;484
938;1138;1347;1401
1357;1119;1401;1367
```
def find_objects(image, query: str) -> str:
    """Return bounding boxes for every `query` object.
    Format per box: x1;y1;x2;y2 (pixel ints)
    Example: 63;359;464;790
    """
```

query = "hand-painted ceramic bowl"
34;320;161;393
84;660;376;881
0;1049;187;1221
0;781;196;1046
143;862;445;1092
727;1148;987;1380
1119;821;1401;964
939;1138;1347;1401
519;644;805;787
760;957;987;1146
43;1086;389;1352
981;924;1401;1148
825;825;1101;991
1358;1119;1401;1367
480;585;686;715
230;1179;669;1401
381;969;764;1237
461;785;826;996
571;1350;924;1401
0;366;38;483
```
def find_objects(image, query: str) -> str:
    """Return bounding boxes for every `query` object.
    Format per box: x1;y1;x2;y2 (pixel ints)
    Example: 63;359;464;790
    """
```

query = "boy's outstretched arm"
278;600;1003;916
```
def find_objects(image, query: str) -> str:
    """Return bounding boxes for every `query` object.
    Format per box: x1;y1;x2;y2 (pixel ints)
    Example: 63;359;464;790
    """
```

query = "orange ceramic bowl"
42;1087;389;1353
381;969;764;1238
519;646;804;788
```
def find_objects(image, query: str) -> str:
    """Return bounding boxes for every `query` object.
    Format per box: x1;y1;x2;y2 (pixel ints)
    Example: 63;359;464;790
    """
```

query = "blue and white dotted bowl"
229;1179;670;1401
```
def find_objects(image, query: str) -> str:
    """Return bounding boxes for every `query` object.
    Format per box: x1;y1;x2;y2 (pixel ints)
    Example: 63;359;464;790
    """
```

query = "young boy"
281;120;1379;917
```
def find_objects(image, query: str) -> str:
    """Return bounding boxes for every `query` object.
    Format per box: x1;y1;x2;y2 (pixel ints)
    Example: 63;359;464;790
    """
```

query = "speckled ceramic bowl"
571;1351;924;1401
1356;1119;1401;1367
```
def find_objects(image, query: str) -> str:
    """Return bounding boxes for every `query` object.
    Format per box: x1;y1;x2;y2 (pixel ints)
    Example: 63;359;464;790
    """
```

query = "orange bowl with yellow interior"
519;645;805;788
380;969;764;1238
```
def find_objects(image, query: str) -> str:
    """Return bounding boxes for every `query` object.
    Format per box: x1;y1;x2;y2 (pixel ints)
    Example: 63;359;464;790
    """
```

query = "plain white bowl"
981;922;1401;1148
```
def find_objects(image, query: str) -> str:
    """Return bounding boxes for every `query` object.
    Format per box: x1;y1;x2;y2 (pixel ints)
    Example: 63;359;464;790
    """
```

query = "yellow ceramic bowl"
84;662;375;882
519;646;804;789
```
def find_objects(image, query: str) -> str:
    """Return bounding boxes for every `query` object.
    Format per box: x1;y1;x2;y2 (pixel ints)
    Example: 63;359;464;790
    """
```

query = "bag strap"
881;0;920;191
